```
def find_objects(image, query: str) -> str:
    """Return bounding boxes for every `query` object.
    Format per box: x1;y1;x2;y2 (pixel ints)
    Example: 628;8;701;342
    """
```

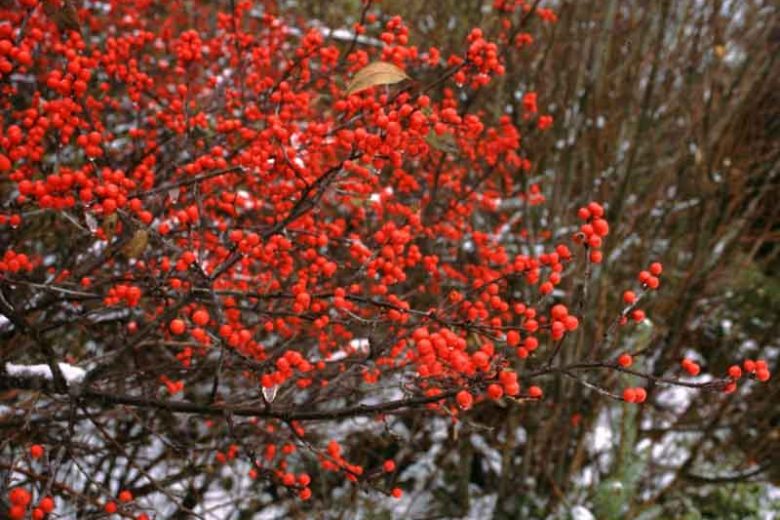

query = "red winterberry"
30;444;44;459
169;319;186;335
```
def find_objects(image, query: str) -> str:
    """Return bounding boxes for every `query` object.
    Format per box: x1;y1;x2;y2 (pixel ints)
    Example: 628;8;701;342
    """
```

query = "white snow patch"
571;505;596;520
592;423;613;452
721;319;733;335
322;27;381;46
262;385;279;403
5;362;86;384
328;350;348;361
349;337;370;354
655;385;693;414
468;493;497;518
470;433;502;474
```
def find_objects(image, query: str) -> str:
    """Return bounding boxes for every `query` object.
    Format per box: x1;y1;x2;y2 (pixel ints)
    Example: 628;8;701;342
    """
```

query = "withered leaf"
102;213;118;241
121;229;149;259
345;62;410;96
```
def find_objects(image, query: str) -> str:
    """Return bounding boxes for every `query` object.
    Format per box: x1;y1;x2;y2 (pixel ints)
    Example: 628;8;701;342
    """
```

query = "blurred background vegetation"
280;0;779;518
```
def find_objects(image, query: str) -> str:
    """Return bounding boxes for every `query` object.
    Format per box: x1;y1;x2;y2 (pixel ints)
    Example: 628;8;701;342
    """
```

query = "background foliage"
288;0;780;517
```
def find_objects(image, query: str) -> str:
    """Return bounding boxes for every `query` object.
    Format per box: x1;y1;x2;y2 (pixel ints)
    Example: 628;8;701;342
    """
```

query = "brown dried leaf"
102;213;118;241
122;229;149;259
345;62;410;96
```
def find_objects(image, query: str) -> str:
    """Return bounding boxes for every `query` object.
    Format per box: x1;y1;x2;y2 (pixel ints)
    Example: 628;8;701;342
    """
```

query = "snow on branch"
5;362;86;385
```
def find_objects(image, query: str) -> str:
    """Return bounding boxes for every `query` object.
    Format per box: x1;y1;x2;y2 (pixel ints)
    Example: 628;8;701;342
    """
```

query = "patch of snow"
468;493;497;519
655;385;693;414
262;385;278;403
575;466;595;487
5;362;86;384
592;423;613;452
328;350;348;361
322;27;381;47
571;505;596;520
349;337;370;354
470;433;502;474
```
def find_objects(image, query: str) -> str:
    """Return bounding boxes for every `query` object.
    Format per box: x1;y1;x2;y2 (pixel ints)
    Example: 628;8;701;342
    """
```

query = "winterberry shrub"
0;0;773;517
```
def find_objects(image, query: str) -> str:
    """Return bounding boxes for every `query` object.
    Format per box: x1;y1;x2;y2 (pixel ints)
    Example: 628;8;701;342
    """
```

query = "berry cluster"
574;202;610;263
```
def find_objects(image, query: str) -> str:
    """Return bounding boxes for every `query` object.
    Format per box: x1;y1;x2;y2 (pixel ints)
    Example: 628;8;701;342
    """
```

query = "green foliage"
659;482;780;519
592;405;648;520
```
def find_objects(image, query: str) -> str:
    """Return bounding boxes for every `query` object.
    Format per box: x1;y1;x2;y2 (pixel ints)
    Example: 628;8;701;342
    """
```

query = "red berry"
9;488;31;506
39;496;55;513
391;487;403;498
550;304;568;320
622;388;637;402
563;315;579;331
192;309;209;326
118;490;133;503
472;350;489;369
649;262;663;275
169;319;186;335
383;460;396;472
634;387;647;403
727;365;742;379
487;383;504;400
104;501;117;514
30;444;44;459
592;218;609;237
528;385;543;398
682;358;700;376
623;290;636;304
617;354;633;368
456;390;473;410
8;506;26;520
504;382;520;396
587;201;604;217
0;153;11;171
